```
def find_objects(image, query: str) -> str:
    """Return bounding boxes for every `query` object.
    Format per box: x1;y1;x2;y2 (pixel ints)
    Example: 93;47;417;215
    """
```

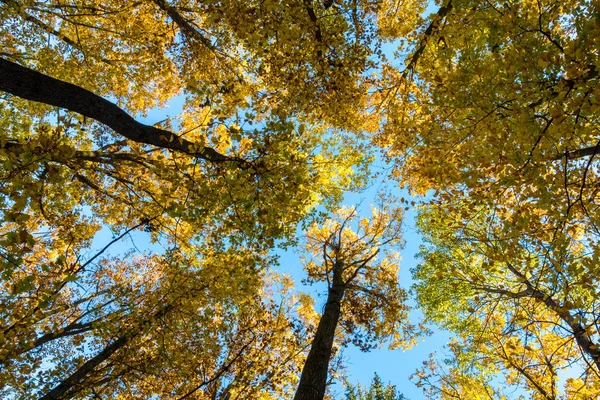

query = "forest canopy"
0;0;598;399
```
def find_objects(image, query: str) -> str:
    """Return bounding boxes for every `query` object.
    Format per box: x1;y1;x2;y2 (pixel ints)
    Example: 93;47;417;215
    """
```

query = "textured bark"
0;58;238;164
294;267;345;400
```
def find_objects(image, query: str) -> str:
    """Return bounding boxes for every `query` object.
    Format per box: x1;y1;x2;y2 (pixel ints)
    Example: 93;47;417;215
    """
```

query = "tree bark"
294;281;345;400
0;58;237;164
403;1;453;76
553;141;600;161
151;0;217;51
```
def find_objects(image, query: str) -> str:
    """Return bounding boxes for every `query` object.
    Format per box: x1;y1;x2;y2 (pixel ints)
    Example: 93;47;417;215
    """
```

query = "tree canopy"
0;0;376;397
344;373;408;400
384;0;600;398
1;0;599;399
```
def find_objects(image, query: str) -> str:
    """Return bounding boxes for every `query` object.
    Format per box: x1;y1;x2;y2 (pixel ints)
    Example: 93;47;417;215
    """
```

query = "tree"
0;0;384;397
65;271;311;400
294;203;420;400
372;0;600;396
344;373;408;400
10;0;600;397
411;201;600;399
0;243;311;399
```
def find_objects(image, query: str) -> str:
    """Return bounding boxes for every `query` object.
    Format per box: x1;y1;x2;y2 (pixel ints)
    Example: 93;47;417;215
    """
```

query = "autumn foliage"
0;0;599;399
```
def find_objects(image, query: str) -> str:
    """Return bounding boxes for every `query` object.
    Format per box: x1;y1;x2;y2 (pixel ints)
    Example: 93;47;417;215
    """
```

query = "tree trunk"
294;282;345;400
505;264;600;372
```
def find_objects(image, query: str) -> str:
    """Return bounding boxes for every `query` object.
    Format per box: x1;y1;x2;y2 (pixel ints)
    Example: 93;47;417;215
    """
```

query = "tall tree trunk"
294;279;345;400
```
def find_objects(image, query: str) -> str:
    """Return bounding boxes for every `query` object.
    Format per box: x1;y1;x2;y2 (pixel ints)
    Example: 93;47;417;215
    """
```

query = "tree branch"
303;0;324;60
552;140;600;161
403;0;453;77
151;0;217;52
0;58;244;165
40;304;174;400
505;263;600;371
177;333;257;400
